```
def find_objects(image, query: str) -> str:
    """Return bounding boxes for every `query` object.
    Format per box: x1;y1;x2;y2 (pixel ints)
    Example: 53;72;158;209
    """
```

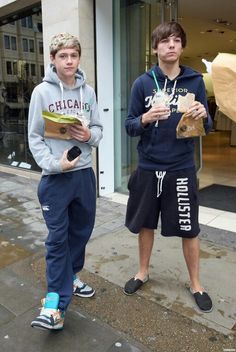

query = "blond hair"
49;33;81;57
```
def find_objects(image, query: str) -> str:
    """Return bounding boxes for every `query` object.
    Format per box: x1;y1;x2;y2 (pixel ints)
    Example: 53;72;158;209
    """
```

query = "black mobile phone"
67;146;82;161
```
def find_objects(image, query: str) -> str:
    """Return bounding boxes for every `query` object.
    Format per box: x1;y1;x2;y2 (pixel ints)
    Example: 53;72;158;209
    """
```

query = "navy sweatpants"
37;168;96;312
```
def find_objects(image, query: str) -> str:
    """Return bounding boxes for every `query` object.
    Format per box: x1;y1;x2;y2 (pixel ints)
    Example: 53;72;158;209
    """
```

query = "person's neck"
158;61;181;80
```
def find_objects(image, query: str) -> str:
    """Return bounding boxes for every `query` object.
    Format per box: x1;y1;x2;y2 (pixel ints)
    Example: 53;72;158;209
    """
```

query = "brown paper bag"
44;119;73;140
211;53;236;122
176;112;205;138
42;111;82;140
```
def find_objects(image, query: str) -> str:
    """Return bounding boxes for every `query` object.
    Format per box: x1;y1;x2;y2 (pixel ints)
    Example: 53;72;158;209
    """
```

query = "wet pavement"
0;170;236;352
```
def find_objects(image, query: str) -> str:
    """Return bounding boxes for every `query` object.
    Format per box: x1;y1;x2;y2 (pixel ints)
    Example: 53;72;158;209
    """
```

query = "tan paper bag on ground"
211;53;236;122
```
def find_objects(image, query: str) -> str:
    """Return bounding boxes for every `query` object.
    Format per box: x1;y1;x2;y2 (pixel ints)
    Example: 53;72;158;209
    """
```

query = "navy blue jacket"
125;65;213;171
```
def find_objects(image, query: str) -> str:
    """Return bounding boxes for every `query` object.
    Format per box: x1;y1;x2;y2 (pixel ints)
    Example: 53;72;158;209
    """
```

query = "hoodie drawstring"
152;70;177;103
58;82;84;121
155;171;166;197
59;81;64;102
79;86;83;116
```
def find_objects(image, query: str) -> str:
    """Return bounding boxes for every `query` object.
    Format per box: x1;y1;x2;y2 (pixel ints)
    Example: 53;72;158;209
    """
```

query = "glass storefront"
0;6;43;172
113;0;178;193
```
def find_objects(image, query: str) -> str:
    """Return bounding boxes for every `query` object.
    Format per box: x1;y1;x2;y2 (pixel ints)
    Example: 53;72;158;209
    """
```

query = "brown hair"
151;21;187;50
49;33;81;58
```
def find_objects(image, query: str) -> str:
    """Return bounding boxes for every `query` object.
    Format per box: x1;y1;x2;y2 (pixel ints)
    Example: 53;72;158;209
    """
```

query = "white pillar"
96;0;114;196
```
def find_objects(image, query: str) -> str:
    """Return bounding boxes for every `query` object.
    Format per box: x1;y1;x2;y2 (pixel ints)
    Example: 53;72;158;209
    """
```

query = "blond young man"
29;33;103;330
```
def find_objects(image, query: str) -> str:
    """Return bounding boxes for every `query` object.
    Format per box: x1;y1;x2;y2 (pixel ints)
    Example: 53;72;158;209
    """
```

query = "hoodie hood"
146;64;202;82
41;64;87;116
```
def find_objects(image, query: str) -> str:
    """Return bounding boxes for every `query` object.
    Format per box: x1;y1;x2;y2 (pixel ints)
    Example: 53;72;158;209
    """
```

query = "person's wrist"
85;128;91;142
141;113;146;126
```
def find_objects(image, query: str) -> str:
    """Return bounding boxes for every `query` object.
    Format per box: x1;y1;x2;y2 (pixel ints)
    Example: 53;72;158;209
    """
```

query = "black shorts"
125;167;200;238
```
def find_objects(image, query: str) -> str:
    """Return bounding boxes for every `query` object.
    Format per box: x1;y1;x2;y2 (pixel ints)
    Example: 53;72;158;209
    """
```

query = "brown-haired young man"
123;22;213;313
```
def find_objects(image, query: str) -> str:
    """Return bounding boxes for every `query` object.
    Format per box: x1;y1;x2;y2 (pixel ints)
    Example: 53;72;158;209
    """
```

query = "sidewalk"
0;170;235;352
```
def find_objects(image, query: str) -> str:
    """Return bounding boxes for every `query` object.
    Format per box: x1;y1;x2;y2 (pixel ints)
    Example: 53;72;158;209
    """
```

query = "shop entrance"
113;0;178;193
177;0;236;189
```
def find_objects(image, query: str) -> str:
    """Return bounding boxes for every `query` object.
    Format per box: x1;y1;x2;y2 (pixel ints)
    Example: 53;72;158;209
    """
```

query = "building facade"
0;0;181;196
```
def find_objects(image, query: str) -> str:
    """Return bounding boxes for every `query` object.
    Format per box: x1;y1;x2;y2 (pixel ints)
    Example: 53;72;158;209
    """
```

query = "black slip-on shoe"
190;288;213;313
123;276;149;295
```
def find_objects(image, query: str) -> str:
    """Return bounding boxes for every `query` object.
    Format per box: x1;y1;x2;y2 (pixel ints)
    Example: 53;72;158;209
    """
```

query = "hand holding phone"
67;146;82;161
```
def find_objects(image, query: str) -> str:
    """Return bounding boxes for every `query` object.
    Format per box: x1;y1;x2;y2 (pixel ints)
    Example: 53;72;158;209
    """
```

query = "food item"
177;93;195;113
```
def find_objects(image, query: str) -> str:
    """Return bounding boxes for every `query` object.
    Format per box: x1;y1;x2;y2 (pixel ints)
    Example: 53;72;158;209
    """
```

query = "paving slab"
0;306;148;352
85;229;236;335
0;234;32;269
0;254;149;352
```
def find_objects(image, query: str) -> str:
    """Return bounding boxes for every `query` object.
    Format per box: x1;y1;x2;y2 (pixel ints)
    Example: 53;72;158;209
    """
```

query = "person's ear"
153;48;158;57
50;54;55;63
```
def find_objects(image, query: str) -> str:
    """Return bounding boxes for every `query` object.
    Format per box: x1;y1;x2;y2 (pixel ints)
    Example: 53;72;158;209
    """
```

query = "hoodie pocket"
141;126;172;156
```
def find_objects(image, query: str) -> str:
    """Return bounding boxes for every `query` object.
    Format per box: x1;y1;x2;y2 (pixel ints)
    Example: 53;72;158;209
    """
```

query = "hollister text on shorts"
176;178;191;231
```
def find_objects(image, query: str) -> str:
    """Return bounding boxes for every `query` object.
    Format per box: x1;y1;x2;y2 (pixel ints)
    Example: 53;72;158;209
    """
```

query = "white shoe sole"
73;290;95;298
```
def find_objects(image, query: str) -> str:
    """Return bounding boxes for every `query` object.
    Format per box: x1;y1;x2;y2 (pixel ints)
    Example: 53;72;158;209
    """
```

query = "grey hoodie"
28;64;103;175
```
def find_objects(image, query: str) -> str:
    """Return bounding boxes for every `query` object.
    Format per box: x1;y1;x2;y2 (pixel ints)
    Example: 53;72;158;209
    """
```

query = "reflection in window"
11;36;16;50
39;41;43;55
5;83;18;102
0;9;43;172
40;65;44;77
37;22;42;32
6;61;12;74
22;38;28;52
4;35;10;49
25;63;30;76
29;39;34;52
4;35;17;50
31;64;36;76
13;61;17;75
22;38;35;52
21;16;33;28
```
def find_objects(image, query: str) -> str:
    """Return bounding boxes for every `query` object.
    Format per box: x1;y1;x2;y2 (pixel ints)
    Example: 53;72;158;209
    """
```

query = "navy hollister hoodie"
125;65;213;171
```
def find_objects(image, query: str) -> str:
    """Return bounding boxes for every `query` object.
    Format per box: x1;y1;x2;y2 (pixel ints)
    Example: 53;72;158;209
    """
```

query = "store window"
113;0;163;193
0;7;43;171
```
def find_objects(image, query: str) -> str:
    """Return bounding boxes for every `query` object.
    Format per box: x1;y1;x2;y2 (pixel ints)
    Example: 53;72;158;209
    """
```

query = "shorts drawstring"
155;171;166;197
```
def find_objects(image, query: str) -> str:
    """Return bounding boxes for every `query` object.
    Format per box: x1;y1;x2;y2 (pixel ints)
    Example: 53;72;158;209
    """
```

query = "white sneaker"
73;277;95;298
31;293;64;330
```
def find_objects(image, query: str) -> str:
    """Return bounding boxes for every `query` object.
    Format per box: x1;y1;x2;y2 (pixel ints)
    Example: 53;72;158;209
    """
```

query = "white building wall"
41;0;95;85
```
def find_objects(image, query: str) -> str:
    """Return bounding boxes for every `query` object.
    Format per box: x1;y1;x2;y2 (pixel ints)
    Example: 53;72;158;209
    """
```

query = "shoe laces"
39;299;63;320
73;277;85;289
40;307;59;318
